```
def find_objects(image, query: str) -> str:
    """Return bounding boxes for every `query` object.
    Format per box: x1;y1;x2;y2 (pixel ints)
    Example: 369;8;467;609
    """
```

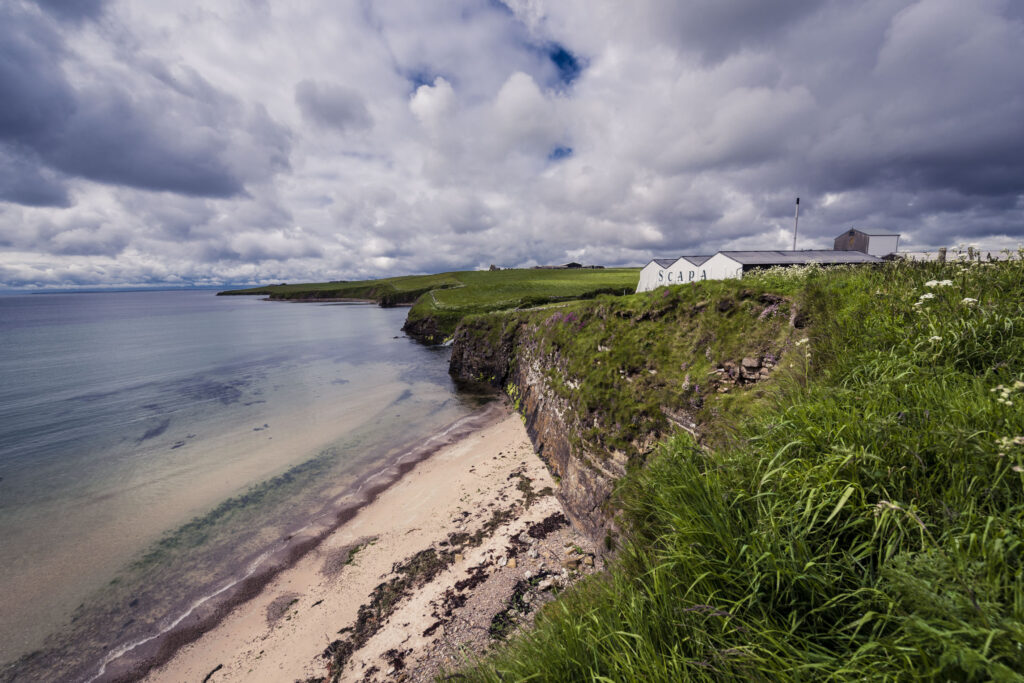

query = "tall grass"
455;255;1024;681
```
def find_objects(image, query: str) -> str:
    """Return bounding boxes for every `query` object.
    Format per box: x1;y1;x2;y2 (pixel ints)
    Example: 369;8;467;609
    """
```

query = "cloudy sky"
2;0;1023;289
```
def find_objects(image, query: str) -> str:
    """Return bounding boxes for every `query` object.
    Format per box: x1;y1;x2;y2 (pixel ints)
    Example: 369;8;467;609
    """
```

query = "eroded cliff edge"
451;316;626;543
449;283;806;546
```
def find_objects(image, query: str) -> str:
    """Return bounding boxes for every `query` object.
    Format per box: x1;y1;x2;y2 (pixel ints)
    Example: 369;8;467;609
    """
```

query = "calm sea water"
0;290;483;680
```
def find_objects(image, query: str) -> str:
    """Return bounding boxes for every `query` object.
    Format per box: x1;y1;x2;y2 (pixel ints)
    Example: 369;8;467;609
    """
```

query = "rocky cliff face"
450;316;626;546
449;287;800;548
401;314;444;343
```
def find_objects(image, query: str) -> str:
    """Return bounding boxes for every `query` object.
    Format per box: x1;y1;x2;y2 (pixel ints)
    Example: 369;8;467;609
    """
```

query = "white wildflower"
961;297;978;305
924;279;954;288
795;338;809;346
1014;381;1024;391
928;336;942;342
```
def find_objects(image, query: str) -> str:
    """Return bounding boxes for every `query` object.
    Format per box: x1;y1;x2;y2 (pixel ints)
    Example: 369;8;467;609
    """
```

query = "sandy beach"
142;409;600;682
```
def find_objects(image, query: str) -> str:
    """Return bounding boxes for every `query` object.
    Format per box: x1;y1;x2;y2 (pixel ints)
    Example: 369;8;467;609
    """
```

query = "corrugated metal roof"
650;258;676;268
683;255;713;266
719;250;883;266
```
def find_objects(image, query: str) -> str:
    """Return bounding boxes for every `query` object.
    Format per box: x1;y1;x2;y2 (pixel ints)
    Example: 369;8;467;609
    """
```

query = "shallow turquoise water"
0;290;481;679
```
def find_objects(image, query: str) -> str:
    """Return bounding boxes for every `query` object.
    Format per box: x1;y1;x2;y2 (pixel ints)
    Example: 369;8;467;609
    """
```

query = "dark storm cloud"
0;6;75;141
790;1;1024;222
294;80;373;132
0;4;290;205
46;87;246;197
0;146;70;207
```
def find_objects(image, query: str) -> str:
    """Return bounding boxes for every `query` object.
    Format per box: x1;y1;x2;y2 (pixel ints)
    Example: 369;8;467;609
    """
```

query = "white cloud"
0;0;1022;288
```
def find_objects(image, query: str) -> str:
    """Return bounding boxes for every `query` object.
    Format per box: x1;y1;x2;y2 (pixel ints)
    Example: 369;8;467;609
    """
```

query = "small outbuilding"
833;229;900;257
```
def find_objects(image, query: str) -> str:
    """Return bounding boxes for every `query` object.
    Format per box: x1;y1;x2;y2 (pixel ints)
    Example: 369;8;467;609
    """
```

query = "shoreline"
84;403;509;682
258;297;416;307
141;410;601;682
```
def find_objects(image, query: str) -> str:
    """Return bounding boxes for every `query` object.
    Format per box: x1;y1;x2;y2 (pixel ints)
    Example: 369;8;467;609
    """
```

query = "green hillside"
220;268;639;340
455;255;1024;680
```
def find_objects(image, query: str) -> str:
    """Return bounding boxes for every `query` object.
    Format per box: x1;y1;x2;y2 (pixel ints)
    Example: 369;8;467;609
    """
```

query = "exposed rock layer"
450;318;625;545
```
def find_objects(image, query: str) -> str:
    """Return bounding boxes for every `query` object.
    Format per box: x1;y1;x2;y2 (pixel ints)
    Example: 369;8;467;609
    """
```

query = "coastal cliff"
451;316;625;542
449;281;803;545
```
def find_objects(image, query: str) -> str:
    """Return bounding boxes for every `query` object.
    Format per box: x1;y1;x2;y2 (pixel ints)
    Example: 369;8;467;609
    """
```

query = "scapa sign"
659;268;707;283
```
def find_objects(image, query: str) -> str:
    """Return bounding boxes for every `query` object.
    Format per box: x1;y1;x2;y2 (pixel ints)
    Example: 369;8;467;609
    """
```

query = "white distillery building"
636;230;893;293
636;255;712;292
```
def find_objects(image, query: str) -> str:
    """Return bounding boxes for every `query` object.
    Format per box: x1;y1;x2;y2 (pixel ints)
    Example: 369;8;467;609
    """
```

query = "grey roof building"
635;231;895;292
683;255;712;265
718;249;883;267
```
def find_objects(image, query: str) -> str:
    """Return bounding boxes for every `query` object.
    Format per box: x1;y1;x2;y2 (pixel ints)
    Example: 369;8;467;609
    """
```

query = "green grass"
217;271;465;305
219;268;639;339
453;254;1024;681
459;275;805;457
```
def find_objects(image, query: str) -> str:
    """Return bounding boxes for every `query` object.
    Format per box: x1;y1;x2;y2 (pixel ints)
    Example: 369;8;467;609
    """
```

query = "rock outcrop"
449;287;798;549
450;317;625;546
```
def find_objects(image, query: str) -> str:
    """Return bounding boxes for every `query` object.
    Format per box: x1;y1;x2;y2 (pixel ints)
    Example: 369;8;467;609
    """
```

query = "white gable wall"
636;261;668;293
637;254;746;292
865;234;899;257
636;257;717;292
700;253;744;280
667;257;710;285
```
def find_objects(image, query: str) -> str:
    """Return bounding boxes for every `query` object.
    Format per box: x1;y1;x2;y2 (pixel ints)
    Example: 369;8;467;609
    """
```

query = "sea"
0;290;491;681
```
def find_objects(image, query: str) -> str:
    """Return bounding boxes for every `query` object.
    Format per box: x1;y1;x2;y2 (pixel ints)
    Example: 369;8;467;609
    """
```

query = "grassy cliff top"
220;268;640;340
458;255;1024;681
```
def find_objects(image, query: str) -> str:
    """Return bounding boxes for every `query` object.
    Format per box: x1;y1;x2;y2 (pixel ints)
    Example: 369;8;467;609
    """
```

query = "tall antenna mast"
792;197;800;251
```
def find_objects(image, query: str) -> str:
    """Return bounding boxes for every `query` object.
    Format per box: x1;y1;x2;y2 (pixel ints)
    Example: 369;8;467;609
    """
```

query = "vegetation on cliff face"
218;268;639;341
452;276;803;459
455;255;1024;681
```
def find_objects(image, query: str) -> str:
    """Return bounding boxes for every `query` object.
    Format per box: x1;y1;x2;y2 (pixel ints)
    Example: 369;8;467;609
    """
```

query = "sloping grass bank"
457;255;1024;680
219;268;639;340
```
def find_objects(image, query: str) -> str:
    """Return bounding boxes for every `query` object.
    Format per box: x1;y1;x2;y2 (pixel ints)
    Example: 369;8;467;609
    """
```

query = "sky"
1;0;1023;289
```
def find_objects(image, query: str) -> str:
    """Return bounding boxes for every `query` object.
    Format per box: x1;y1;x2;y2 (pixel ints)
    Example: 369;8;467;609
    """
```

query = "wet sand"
143;410;601;682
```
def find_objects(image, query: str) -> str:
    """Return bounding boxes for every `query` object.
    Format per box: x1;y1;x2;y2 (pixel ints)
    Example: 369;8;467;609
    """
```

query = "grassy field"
455;255;1024;680
218;271;465;304
220;268;640;339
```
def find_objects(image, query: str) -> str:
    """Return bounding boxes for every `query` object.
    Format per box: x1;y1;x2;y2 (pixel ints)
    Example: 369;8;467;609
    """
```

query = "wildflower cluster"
913;292;935;307
996;434;1024;473
996;435;1024;457
924;279;954;288
990;380;1024;406
744;262;824;287
789;337;811;369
